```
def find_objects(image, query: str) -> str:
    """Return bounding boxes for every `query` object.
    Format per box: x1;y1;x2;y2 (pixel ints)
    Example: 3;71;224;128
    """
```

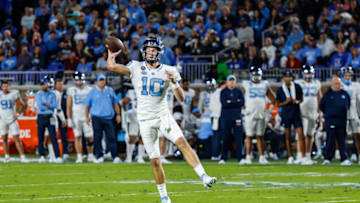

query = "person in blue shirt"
159;47;176;66
320;77;351;165
300;37;322;66
92;38;105;57
128;0;147;27
218;75;245;164
85;74;122;163
285;25;304;49
1;49;17;71
276;70;306;164
349;46;360;69
35;76;62;163
204;15;222;35
77;57;93;73
329;43;351;69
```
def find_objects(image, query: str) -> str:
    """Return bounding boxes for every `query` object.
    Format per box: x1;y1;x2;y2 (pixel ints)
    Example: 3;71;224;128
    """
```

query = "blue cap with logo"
97;74;106;81
227;75;236;81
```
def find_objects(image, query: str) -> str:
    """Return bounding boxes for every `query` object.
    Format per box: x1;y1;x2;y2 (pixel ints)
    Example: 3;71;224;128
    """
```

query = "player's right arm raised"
106;49;131;77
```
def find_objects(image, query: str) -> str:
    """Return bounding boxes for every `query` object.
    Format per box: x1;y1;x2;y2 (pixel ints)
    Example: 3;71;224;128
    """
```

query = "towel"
282;81;296;100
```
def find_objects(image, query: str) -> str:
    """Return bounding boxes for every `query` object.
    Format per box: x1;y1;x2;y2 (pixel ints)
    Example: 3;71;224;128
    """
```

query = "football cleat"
239;159;247;165
137;158;145;164
94;157;104;164
287;157;294;165
259;156;269;165
76;158;83;163
350;154;357;162
202;175;217;189
340;160;352;166
20;157;30;163
161;196;171;203
55;157;64;164
322;160;330;165
124;158;132;163
113;157;122;164
160;157;172;164
38;156;46;163
269;152;279;160
218;159;226;165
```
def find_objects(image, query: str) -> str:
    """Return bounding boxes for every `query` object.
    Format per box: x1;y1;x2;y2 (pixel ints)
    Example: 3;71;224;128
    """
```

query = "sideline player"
66;72;95;163
106;37;216;203
242;66;275;164
295;65;322;165
0;80;29;163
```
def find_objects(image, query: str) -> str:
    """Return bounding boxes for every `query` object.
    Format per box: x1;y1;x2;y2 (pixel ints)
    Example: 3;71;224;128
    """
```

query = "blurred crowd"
1;0;360;74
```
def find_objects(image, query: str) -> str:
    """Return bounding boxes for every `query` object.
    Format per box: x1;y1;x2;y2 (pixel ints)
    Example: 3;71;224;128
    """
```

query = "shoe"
87;154;95;162
38;156;46;163
55;157;64;164
264;151;269;159
104;152;112;160
202;175;217;189
302;158;314;165
20;157;30;163
259;157;269;165
137;158;145;164
218;159;226;164
48;157;56;163
269;152;279;160
161;196;171;203
322;160;330;165
160;157;172;164
287;157;294;164
124;158;132;163
94;157;104;164
211;156;221;161
239;159;247;165
335;150;340;160
294;157;303;165
244;157;252;164
63;154;70;160
340;160;352;166
314;153;323;159
350;154;357;162
4;157;10;163
75;158;83;163
113;157;122;164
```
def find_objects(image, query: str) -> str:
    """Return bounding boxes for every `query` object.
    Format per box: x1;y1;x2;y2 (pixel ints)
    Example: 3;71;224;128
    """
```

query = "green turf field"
0;159;359;203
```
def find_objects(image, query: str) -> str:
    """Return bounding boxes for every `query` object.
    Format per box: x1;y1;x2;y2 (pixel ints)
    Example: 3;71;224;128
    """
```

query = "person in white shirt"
261;37;277;68
0;80;29;163
106;37;216;202
181;80;196;122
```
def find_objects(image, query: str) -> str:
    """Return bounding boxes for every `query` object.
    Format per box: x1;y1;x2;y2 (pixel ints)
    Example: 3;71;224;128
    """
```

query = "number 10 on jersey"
141;76;165;96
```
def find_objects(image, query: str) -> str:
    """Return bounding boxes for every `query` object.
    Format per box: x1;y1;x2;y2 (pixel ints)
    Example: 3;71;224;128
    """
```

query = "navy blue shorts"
281;113;303;129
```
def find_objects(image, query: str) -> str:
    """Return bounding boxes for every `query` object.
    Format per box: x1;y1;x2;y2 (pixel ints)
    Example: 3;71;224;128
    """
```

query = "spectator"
292;42;303;60
268;8;283;28
276;37;291;57
244;46;261;69
236;18;254;43
64;52;79;71
320;77;351;165
160;47;176;66
96;52;108;71
2;30;15;48
187;34;205;56
91;37;105;58
286;51;301;69
223;30;240;50
317;30;336;59
219;75;245;164
1;19;18;37
184;108;202;147
334;31;350;50
235;6;250;28
285;25;304;49
76;57;92;73
250;10;265;40
202;29;223;55
216;54;230;83
303;15;319;38
21;7;36;30
17;45;32;71
349;46;360;69
300;37;322;66
259;50;270;70
273;50;287;69
227;50;243;70
204;15;222;35
219;6;235;29
129;36;141;60
128;0;147;27
261;37;277;67
43;22;62;42
163;28;177;49
31;46;45;70
85;74;122;163
1;49;17;71
329;43;351;69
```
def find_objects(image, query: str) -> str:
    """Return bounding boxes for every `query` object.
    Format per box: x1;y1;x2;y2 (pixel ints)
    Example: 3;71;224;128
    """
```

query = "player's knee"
150;158;161;168
87;140;94;147
175;137;187;149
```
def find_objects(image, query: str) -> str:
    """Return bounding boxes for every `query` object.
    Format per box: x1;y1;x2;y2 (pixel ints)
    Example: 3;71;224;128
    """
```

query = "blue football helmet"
140;37;164;64
73;71;86;86
40;75;52;86
341;66;353;85
250;66;262;83
302;65;315;81
205;78;216;92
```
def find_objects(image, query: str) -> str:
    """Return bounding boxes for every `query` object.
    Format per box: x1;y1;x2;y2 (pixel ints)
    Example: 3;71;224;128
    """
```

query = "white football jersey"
296;79;321;118
242;80;269;119
342;81;360;119
126;60;181;120
126;89;138;112
67;86;91;119
0;90;19;121
166;89;174;113
198;90;211;115
182;88;195;120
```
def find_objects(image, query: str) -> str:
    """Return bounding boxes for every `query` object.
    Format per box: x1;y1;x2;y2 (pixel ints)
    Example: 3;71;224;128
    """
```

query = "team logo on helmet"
140;37;164;64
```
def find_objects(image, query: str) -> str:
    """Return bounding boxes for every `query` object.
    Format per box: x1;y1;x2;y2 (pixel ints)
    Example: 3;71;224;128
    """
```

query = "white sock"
296;152;301;159
138;144;145;159
259;155;265;159
77;153;82;159
20;154;26;159
194;164;206;179
126;144;135;160
306;152;311;159
88;153;94;158
246;155;251;160
5;154;10;159
157;183;168;198
48;144;55;159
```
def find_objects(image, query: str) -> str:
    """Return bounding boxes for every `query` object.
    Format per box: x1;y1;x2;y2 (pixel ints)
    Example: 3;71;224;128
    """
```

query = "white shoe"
314;152;323;159
20;157;30;163
335;150;340;160
244;157;252;164
218;159;226;164
259;157;269;165
104;152;112;160
294;157;303;165
269;152;279;160
340;160;352;166
161;196;171;203
94;157;104;164
125;158;132;163
75;158;83;163
48;157;56;163
302;158;314;165
63;154;70;160
160;157;172;164
4;157;10;163
211;156;221;161
287;157;294;164
264;151;269;159
350;154;357;162
322;160;330;165
137;158;145;164
202;175;217;189
239;159;247;165
55;157;64;164
38;156;46;163
113;157;122;164
87;154;95;162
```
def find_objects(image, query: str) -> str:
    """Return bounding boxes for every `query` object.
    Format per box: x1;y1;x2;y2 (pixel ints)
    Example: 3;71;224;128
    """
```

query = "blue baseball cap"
227;75;236;81
192;108;200;113
283;70;293;77
97;74;106;81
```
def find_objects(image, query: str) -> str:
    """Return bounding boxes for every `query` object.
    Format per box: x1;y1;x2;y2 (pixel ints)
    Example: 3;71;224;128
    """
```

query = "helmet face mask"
140;37;164;64
302;65;314;82
250;66;262;83
73;72;86;87
341;66;353;85
205;78;216;92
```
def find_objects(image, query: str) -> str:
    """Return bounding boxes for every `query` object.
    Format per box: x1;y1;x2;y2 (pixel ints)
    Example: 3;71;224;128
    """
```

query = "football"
105;36;125;52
